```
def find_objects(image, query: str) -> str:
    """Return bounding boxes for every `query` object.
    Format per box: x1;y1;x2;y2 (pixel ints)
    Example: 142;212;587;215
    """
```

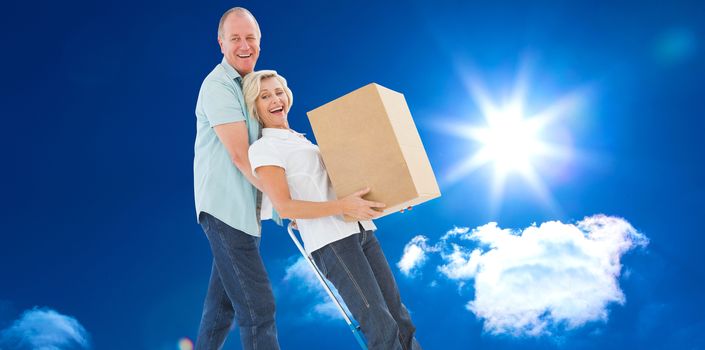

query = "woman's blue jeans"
311;226;423;350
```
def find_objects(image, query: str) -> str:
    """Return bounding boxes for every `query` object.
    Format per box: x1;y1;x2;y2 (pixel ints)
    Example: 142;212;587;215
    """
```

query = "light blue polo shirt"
194;57;262;237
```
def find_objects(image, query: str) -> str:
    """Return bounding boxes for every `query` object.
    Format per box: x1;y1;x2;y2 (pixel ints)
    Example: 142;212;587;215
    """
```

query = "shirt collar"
219;57;243;84
262;128;305;140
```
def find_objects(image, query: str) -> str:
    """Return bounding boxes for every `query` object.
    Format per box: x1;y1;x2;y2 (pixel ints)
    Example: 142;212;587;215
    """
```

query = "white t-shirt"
249;128;376;253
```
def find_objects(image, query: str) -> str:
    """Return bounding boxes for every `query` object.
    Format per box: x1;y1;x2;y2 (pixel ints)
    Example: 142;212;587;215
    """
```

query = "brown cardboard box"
307;83;441;221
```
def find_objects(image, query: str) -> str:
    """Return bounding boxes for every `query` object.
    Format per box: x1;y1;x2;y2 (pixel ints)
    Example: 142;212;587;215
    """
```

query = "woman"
243;70;422;350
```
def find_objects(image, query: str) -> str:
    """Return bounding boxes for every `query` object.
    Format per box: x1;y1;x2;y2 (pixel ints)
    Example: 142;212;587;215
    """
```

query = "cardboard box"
307;83;441;221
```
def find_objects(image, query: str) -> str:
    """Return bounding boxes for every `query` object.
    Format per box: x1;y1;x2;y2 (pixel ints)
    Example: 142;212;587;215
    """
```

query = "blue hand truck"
286;222;368;350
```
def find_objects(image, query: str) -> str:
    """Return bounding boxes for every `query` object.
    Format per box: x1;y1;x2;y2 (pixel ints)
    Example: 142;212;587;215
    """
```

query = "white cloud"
437;244;482;280
397;227;473;278
283;256;349;321
0;307;90;350
399;214;648;336
440;226;471;241
284;255;322;293
397;235;438;277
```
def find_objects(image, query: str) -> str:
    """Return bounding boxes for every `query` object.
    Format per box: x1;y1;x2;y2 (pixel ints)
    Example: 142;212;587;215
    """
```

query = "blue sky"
1;1;704;349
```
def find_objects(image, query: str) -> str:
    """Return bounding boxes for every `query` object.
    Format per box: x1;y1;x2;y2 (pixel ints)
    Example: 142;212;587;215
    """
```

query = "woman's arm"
255;165;385;220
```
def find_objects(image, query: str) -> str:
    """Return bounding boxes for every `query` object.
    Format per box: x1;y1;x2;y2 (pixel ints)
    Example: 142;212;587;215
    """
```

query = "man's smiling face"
218;12;260;76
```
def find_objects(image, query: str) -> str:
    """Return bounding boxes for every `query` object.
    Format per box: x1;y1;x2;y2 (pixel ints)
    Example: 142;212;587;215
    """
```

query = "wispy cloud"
399;226;478;278
397;214;648;336
397;235;438;277
283;256;349;321
0;307;90;350
437;243;482;280
440;226;471;241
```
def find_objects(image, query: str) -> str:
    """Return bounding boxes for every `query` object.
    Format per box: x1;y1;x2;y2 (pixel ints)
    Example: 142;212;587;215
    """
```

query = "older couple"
194;7;421;350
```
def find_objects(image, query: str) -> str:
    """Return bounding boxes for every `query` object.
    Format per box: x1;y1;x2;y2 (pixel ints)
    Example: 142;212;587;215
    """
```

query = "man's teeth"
270;107;283;113
237;54;252;58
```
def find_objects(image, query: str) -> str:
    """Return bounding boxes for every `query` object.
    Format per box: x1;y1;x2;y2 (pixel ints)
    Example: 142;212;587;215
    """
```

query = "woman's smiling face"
256;77;290;128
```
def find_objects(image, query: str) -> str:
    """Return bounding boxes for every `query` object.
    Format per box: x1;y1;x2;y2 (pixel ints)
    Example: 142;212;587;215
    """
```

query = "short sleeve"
202;80;245;127
249;141;286;177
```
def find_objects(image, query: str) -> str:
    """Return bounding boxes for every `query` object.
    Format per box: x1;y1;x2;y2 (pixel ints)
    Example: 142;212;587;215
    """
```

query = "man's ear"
217;36;224;55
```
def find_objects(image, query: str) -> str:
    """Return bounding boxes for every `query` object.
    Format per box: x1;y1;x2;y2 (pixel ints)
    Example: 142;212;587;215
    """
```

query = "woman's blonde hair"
242;70;294;124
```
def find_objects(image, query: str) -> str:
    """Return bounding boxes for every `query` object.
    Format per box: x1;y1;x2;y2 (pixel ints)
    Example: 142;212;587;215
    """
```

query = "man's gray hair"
217;7;261;39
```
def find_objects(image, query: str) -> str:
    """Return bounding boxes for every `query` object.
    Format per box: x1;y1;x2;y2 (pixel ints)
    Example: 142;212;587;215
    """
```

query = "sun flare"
472;104;544;177
438;68;584;212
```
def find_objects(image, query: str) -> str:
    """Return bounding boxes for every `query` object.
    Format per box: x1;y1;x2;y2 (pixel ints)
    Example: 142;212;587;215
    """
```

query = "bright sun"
473;103;543;177
438;67;584;212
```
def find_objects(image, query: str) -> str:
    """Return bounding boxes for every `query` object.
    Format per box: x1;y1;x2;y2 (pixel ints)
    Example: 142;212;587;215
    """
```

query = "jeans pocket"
330;245;370;308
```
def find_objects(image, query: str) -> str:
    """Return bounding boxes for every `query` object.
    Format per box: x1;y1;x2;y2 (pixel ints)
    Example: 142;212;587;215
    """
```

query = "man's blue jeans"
311;226;422;350
195;212;280;350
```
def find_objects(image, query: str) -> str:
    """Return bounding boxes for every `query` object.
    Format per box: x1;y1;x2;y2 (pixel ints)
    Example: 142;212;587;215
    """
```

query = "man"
193;7;280;350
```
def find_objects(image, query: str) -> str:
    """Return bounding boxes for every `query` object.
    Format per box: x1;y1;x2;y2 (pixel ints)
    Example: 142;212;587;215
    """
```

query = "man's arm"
213;121;263;191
